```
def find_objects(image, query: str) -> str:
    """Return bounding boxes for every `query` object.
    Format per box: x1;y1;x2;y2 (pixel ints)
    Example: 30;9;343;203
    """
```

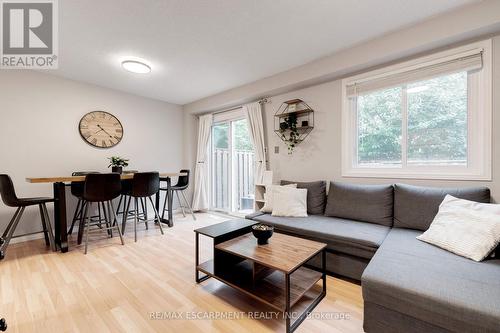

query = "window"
342;40;492;180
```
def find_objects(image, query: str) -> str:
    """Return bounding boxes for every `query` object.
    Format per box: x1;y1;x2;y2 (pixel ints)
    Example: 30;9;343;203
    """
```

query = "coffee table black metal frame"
195;219;256;283
194;219;327;333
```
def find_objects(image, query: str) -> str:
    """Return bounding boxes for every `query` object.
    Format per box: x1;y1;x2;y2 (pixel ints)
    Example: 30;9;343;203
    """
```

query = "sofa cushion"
417;195;500;262
281;180;327;215
250;213;390;259
362;228;500;333
393;184;490;231
324;182;394;227
245;211;265;220
272;187;308;217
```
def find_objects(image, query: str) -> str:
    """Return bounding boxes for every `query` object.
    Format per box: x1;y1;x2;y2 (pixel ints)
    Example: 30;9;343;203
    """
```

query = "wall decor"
274;99;314;154
79;111;123;148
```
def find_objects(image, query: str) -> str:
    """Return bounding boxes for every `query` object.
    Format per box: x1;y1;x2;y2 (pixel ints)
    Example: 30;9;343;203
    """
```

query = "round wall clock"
79;111;123;148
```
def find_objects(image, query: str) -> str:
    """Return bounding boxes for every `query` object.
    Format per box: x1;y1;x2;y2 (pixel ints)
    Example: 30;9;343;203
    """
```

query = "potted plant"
281;113;299;154
108;156;129;174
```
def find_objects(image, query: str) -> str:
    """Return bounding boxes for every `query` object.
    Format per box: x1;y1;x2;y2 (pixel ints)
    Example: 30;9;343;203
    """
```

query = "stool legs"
161;191;168;220
134;198;139;242
109;201;124;246
83;201;124;254
175;191;186;217
148;196;164;235
140;198;148;229
68;199;83;235
0;207;24;260
122;196;132;235
118;196;163;242
83;202;91;254
162;189;196;221
0;204;55;260
180;190;196;221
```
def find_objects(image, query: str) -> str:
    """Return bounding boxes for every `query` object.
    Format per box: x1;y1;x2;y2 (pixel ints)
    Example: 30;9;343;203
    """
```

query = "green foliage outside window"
357;72;467;166
212;119;253;151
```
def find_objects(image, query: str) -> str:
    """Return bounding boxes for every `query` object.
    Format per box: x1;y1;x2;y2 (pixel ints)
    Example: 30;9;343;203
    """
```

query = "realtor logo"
1;0;58;69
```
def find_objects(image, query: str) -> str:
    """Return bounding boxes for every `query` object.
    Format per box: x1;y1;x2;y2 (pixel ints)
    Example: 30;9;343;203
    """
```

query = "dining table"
26;172;186;253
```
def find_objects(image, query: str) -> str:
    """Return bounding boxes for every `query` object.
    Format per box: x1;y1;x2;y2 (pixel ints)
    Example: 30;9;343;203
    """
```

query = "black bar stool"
68;171;101;236
118;174;149;230
122;172;164;242
0;174;55;260
160;169;195;220
78;173;124;254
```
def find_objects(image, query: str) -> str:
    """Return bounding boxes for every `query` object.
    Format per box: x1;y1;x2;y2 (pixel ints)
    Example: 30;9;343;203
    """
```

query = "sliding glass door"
210;116;255;214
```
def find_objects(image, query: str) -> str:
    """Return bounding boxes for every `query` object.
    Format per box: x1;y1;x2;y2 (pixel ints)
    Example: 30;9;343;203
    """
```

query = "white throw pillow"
417;195;500;262
271;186;308;217
260;184;297;213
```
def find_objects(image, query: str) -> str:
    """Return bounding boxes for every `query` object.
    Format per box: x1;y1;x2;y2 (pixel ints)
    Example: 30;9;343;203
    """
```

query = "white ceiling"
54;0;479;105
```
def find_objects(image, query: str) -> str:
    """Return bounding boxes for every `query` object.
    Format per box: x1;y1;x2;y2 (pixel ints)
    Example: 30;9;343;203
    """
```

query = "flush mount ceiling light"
121;60;151;74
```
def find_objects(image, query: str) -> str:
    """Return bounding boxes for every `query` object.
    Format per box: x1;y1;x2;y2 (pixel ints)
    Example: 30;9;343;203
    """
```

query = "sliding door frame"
209;112;250;214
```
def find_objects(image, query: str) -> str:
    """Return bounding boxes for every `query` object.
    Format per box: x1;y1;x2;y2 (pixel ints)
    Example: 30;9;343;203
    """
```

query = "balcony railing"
212;148;255;211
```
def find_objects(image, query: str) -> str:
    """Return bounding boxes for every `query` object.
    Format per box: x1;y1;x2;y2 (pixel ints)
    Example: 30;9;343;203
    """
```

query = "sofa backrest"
393;183;491;231
324;182;394;227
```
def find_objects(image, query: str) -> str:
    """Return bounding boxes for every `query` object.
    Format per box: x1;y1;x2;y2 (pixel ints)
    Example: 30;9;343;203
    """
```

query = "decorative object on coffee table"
108;156;129;174
252;224;274;244
274;99;314;154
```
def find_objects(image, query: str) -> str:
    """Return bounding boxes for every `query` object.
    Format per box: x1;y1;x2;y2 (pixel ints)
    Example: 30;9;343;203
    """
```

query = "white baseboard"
10;232;45;244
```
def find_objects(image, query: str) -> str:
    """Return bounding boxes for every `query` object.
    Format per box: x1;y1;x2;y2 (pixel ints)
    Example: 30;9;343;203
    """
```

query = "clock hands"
97;124;113;138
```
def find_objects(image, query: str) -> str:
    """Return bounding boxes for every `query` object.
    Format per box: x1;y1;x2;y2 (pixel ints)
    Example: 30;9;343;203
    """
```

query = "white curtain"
192;114;213;211
243;102;267;185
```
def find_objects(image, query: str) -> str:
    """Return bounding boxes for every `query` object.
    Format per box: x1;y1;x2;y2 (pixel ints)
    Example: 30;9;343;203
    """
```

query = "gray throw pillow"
394;183;490;231
324;182;394;226
281;180;327;215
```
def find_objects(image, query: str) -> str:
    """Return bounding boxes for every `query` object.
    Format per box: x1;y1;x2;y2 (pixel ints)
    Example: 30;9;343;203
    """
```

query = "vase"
112;166;123;174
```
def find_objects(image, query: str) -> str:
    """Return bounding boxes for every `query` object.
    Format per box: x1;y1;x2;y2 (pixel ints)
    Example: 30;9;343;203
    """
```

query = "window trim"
341;39;492;181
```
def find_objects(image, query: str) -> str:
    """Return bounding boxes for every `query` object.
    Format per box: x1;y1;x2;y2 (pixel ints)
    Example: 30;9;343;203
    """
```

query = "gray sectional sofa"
246;181;500;333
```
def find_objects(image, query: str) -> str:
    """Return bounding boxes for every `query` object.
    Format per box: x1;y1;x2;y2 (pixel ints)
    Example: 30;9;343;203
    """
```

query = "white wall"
183;0;500;114
0;71;184;239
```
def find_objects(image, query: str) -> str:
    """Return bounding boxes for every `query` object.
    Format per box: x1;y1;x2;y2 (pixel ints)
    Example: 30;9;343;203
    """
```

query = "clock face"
79;111;123;148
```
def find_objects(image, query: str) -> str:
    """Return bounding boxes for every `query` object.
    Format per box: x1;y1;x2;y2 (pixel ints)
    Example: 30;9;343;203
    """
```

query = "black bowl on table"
252;224;274;245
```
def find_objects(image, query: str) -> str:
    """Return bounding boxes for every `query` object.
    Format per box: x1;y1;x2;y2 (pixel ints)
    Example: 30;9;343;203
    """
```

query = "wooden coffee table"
195;219;327;333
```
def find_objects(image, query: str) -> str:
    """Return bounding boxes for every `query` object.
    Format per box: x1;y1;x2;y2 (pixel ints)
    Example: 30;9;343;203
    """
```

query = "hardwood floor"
0;213;364;333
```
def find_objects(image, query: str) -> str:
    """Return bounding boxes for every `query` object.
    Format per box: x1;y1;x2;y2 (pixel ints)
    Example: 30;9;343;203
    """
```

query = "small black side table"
194;219;256;283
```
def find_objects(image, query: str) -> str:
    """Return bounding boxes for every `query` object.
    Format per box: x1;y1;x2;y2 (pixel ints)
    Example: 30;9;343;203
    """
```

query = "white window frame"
341;39;492;181
209;108;251;213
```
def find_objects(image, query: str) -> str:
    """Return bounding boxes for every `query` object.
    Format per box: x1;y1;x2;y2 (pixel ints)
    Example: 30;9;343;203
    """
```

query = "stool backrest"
173;169;190;189
0;174;19;207
83;173;122;202
131;172;160;198
71;171;99;197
